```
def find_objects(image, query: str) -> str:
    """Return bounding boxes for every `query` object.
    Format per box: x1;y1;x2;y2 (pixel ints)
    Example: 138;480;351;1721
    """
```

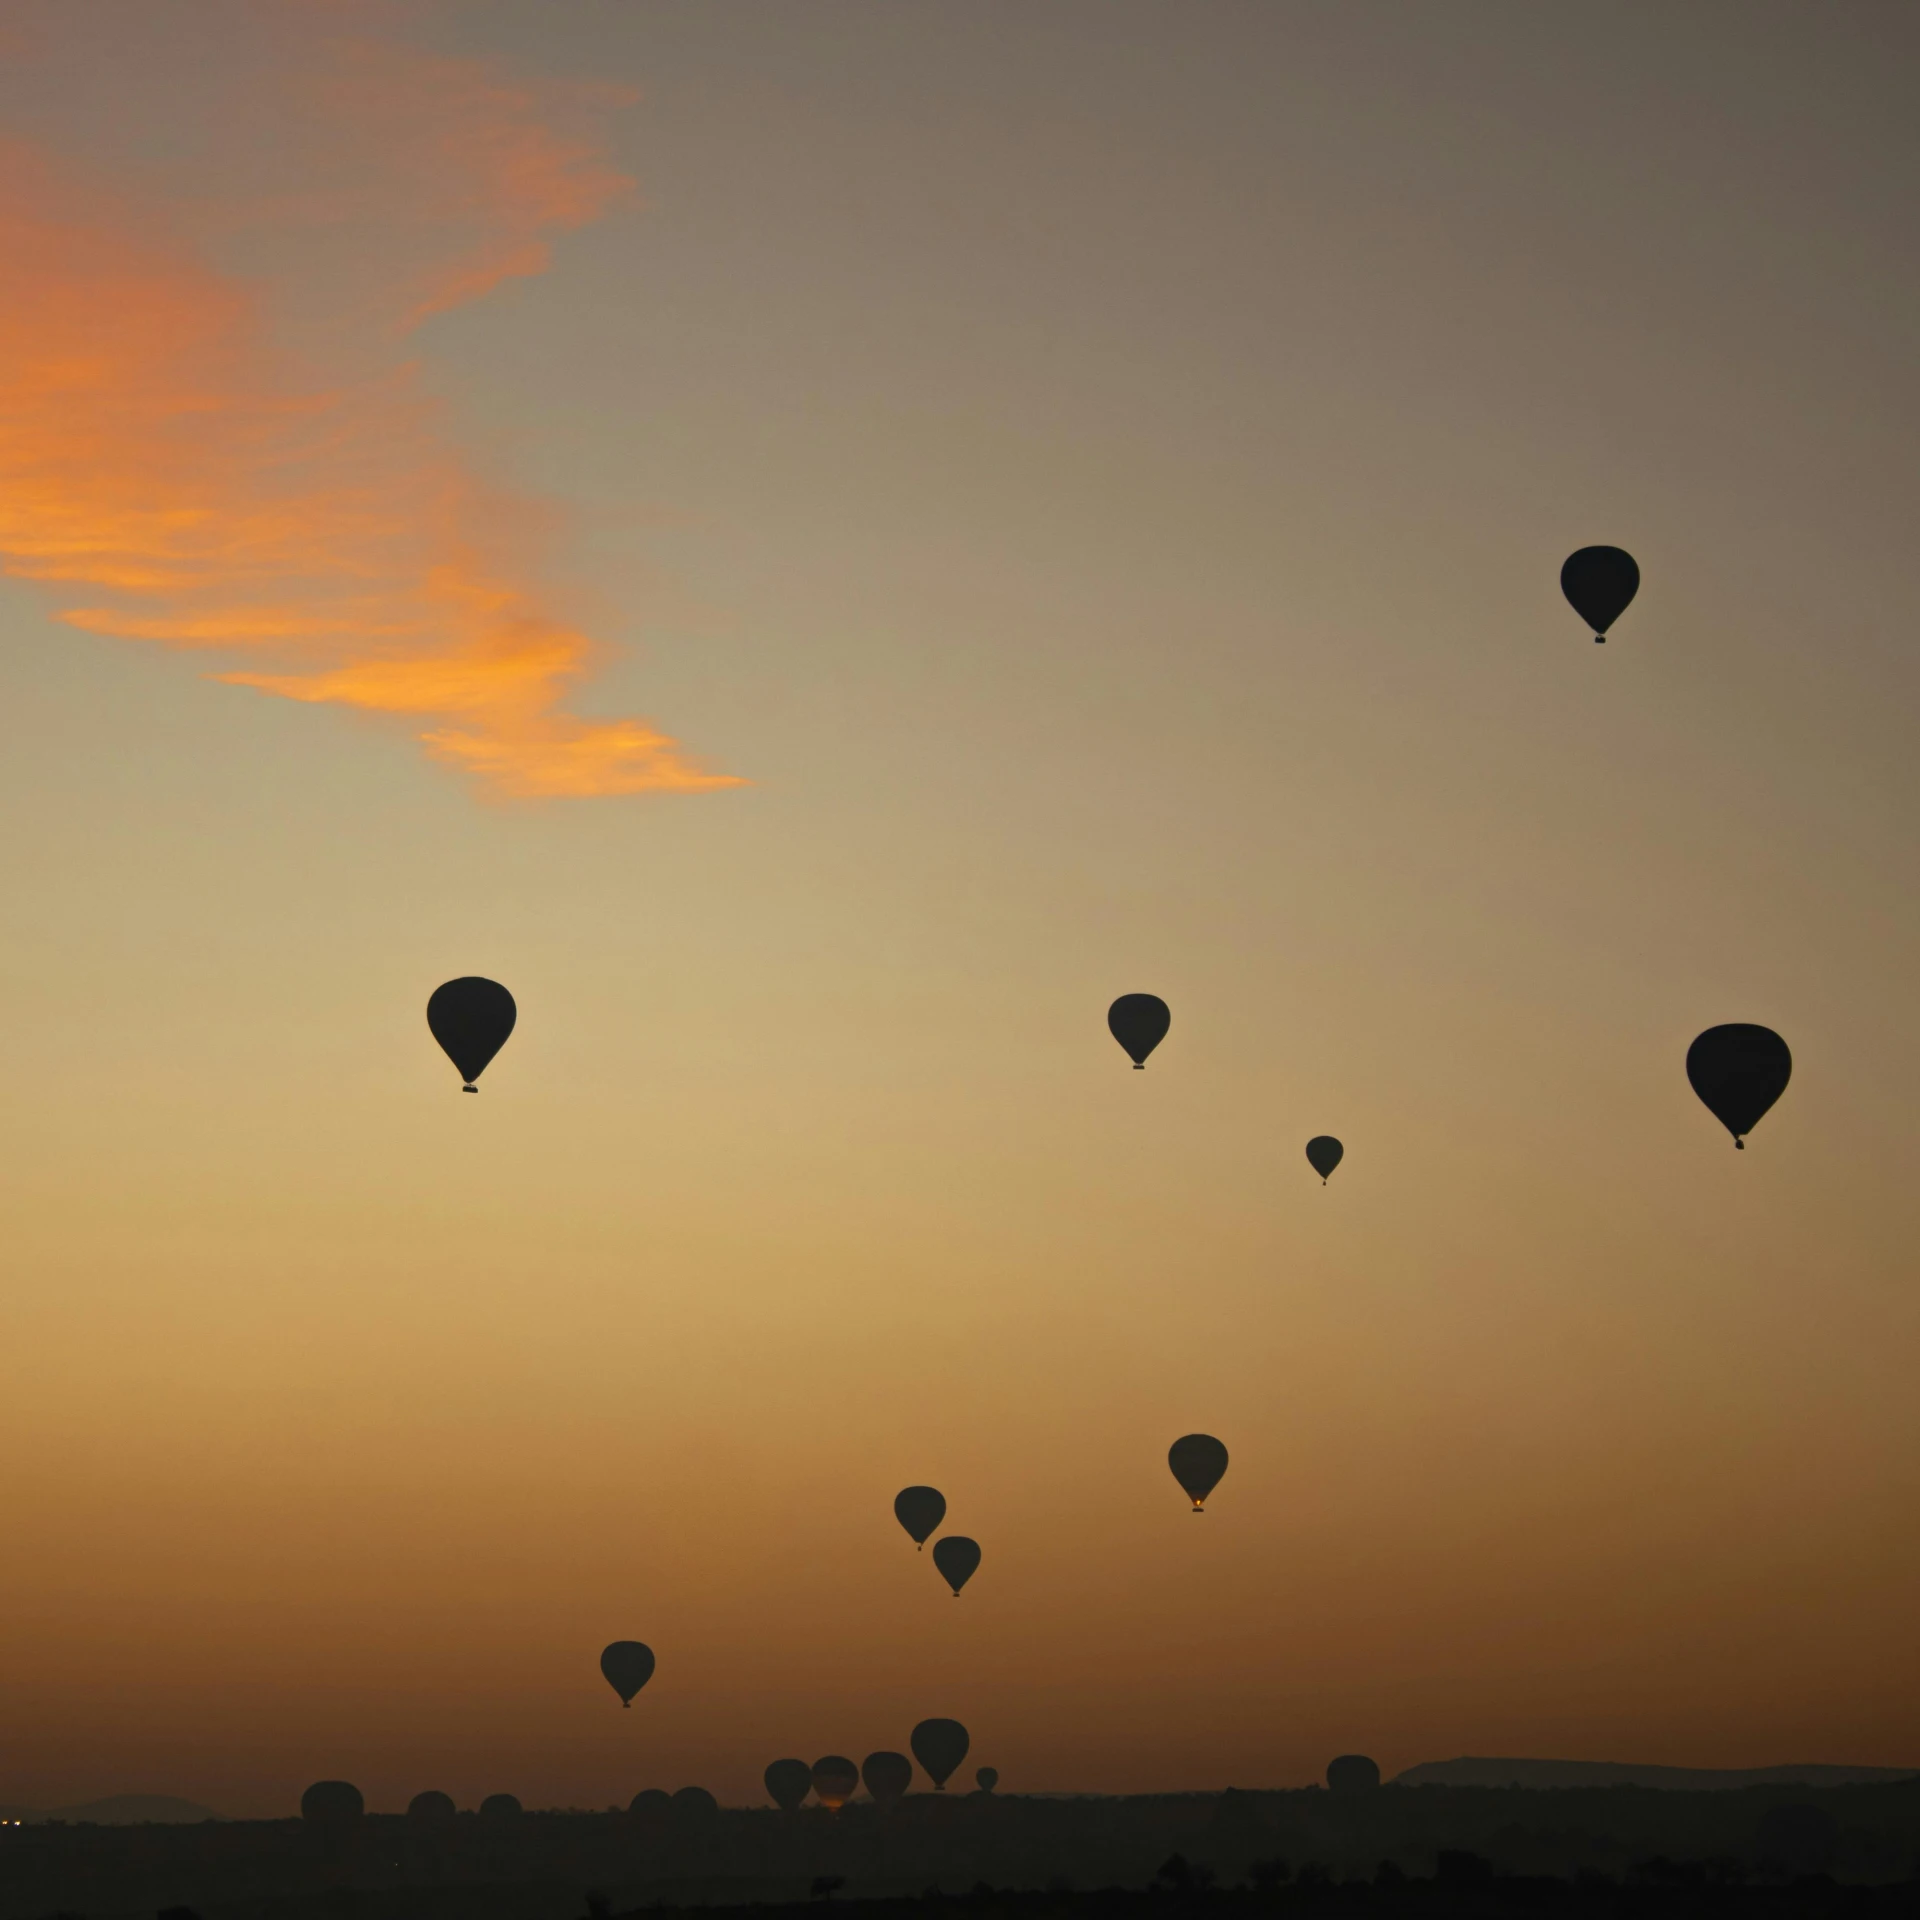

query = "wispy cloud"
0;38;741;799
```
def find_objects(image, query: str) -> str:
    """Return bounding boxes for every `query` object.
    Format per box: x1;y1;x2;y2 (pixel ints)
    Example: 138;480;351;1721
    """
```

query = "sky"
2;0;1919;1819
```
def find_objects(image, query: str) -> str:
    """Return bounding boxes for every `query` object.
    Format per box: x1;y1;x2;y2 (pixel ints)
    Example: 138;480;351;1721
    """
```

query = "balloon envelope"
1687;1024;1791;1146
1305;1135;1344;1182
427;976;517;1089
1169;1433;1229;1510
600;1640;656;1706
911;1718;970;1790
932;1534;981;1595
862;1751;913;1809
629;1788;673;1830
479;1794;521;1821
1327;1755;1381;1794
672;1786;719;1823
975;1767;999;1794
764;1759;812;1811
1560;545;1640;641
407;1791;456;1824
301;1781;363;1832
1107;993;1170;1068
893;1485;946;1548
811;1756;859;1812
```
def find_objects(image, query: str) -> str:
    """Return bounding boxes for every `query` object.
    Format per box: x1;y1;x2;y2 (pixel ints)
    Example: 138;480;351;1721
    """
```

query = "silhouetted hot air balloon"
1327;1755;1381;1794
1560;545;1639;643
765;1760;812;1811
1169;1434;1228;1511
479;1794;522;1821
811;1756;859;1812
407;1790;456;1824
911;1718;970;1790
894;1486;946;1550
975;1767;999;1794
1687;1024;1791;1147
301;1781;363;1837
672;1785;719;1825
1305;1136;1344;1184
862;1751;912;1810
427;977;517;1090
629;1788;673;1831
932;1535;981;1596
600;1640;656;1707
1108;994;1170;1069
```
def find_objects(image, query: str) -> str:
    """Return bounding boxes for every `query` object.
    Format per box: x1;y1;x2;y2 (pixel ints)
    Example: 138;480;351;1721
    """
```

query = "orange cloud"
0;45;741;800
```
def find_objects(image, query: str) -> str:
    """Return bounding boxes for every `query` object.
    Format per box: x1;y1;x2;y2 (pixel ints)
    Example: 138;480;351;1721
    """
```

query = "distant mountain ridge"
1392;1757;1918;1792
6;1795;220;1825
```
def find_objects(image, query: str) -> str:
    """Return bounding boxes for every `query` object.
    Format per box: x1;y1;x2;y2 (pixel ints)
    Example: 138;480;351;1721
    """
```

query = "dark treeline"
7;1781;1920;1920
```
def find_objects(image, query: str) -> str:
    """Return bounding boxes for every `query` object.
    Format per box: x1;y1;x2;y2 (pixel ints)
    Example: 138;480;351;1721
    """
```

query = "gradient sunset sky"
3;0;1918;1818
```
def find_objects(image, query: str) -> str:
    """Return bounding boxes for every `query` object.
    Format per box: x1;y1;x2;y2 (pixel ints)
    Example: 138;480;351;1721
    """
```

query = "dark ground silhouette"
8;1780;1920;1920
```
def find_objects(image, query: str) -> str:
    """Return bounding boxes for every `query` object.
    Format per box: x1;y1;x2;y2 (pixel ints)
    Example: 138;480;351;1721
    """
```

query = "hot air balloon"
862;1751;912;1810
765;1759;812;1811
672;1785;719;1825
1560;546;1639;643
1326;1755;1380;1794
932;1535;981;1596
911;1718;970;1790
407;1790;456;1824
894;1486;946;1549
629;1788;673;1831
975;1768;999;1795
479;1794;522;1821
600;1640;656;1707
811;1756;859;1812
301;1781;363;1836
1108;993;1170;1069
1686;1024;1791;1147
427;977;517;1090
1305;1136;1343;1183
1169;1434;1228;1511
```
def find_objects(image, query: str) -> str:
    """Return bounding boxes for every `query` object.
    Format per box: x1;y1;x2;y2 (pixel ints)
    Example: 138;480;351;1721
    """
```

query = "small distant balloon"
1168;1433;1229;1512
672;1786;719;1823
811;1756;859;1812
1560;545;1639;643
1686;1024;1791;1148
863;1751;913;1810
407;1791;456;1824
427;976;517;1091
894;1486;946;1550
479;1794;521;1821
1108;993;1170;1069
600;1640;656;1707
932;1535;981;1596
1305;1136;1343;1183
911;1718;970;1790
301;1781;363;1834
975;1767;999;1794
1327;1755;1381;1794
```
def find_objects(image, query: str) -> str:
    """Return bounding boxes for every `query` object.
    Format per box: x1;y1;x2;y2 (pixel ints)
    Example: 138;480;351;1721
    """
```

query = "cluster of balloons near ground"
302;1751;1376;1831
763;1726;989;1811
